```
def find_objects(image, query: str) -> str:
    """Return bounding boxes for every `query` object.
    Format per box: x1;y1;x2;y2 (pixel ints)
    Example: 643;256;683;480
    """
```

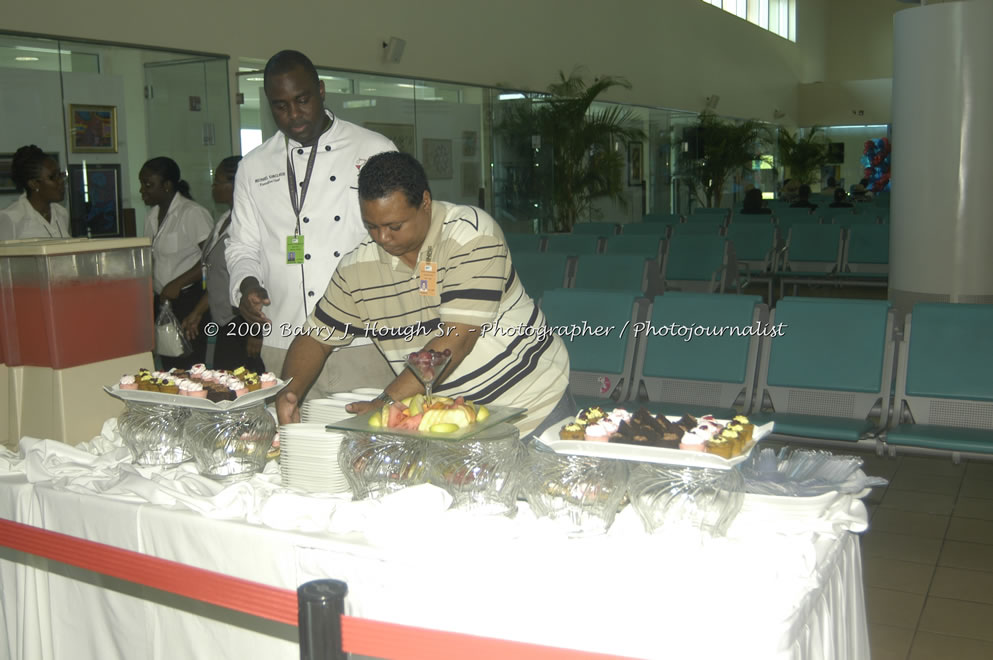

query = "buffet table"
0;422;870;660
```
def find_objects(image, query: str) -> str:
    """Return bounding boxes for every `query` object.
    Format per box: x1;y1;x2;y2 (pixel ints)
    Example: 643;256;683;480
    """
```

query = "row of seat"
539;293;993;458
511;235;741;300
508;226;889;301
570;211;889;238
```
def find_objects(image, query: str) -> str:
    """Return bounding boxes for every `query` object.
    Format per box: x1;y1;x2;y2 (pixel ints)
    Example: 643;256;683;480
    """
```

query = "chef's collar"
283;109;337;148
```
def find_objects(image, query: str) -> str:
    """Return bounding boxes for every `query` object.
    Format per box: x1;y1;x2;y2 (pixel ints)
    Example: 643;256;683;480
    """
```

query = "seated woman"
0;145;70;240
739;187;772;215
829;187;854;208
181;156;265;372
141;156;214;370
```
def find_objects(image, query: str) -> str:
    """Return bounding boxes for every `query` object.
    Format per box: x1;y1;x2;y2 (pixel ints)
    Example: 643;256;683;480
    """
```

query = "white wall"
6;0;828;126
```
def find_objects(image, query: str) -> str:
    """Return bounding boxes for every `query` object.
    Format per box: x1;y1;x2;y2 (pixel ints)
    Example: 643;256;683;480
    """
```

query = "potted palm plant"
497;70;645;232
682;111;766;208
776;126;830;186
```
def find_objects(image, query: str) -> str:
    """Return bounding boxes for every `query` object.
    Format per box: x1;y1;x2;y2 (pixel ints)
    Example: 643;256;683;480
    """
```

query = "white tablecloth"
0;422;870;660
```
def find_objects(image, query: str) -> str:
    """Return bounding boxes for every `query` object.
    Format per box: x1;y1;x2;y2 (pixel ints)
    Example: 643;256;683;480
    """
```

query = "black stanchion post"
298;579;349;660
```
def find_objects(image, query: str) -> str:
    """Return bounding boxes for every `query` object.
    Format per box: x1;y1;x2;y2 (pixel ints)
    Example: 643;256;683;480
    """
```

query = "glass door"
144;56;232;218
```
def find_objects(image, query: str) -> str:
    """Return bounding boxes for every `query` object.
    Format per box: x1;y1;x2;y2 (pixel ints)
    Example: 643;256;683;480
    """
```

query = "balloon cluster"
861;138;891;193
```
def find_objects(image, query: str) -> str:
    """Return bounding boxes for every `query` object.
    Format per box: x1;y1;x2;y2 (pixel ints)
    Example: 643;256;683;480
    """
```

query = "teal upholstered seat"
631;292;765;417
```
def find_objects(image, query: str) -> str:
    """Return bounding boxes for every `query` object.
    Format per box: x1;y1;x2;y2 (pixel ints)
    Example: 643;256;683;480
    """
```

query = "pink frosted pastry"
190;363;207;378
584;422;611;442
228;379;248;397
260;372;278;389
185;381;208;398
679;429;709;452
119;374;138;390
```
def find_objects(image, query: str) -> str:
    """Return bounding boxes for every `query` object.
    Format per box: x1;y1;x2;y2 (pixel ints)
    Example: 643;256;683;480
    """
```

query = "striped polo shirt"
303;200;570;434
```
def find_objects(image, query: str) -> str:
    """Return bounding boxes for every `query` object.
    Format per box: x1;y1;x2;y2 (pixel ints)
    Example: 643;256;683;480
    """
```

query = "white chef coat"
144;194;213;294
0;193;71;240
226;110;396;350
202;210;237;326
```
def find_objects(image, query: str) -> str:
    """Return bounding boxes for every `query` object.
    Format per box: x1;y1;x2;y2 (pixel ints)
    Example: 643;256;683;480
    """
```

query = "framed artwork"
364;122;416;155
462;130;478;157
422;138;453;179
0;152;60;194
67;163;123;237
69;104;118;153
628;142;644;186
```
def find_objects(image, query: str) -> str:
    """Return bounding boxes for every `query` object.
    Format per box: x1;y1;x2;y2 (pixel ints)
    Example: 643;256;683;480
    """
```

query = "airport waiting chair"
573;254;661;297
688;207;731;223
669;222;723;237
886;303;993;457
643;212;682;225
602;234;664;261
752;297;896;445
619;222;670;237
661;234;737;293
773;208;821;235
572;222;618;236
540;288;647;409
505;233;543;256
542;234;601;256
777;224;845;299
842;224;889;274
512;252;571;305
828;213;878;229
725;223;777;303
631;293;766;418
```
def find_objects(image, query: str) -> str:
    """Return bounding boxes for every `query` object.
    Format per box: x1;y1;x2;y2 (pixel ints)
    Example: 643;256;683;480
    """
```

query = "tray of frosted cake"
105;365;289;411
538;406;774;470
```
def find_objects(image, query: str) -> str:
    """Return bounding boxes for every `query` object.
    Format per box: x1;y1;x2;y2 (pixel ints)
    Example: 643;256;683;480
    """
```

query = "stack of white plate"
279;424;349;493
300;398;353;424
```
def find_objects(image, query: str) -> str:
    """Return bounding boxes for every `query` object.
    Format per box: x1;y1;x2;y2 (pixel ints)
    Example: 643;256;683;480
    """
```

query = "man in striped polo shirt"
275;151;573;436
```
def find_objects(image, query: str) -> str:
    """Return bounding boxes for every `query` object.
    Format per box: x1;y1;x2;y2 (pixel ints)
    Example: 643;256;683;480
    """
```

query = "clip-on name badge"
286;235;305;265
418;261;438;295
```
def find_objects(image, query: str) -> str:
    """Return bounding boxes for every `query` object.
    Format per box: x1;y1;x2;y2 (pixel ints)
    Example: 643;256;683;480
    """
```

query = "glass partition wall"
0;33;231;237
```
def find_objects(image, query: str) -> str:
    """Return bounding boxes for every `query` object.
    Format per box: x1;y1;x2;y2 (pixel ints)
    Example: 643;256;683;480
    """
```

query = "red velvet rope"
0;518;634;659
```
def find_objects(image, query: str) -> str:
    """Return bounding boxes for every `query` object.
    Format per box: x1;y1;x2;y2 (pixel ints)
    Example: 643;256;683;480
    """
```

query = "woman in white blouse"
140;156;213;369
0;145;70;240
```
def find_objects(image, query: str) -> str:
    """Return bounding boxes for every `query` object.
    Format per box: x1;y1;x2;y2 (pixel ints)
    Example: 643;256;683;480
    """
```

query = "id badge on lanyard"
418;246;438;296
285;139;319;265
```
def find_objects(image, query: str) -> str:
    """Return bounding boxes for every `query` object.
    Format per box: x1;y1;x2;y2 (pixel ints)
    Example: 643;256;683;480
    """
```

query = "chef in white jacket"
0;145;70;240
226;49;396;399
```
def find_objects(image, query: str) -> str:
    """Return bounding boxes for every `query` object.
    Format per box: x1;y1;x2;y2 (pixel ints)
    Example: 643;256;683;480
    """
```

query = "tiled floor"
843;449;993;659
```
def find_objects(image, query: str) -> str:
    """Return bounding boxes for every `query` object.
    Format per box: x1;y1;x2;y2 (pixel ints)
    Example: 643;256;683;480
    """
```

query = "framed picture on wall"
69;104;118;153
364;122;416;155
0;152;60;194
67;163;123;237
422;139;453;179
628;142;644;186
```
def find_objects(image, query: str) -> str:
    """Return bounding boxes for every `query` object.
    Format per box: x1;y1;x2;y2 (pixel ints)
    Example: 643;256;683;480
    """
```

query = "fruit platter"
326;395;525;440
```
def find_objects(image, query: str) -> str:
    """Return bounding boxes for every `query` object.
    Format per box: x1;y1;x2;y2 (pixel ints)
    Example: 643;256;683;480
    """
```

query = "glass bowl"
338;431;429;500
627;463;744;536
425;423;525;515
117;402;192;465
520;447;630;536
184;404;277;482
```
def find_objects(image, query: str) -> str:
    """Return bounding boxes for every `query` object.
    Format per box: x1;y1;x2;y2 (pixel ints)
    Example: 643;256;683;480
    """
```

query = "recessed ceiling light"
15;56;40;62
245;77;263;82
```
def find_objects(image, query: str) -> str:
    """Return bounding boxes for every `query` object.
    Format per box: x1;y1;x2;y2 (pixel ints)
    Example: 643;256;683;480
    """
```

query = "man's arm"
275;334;334;424
345;320;480;414
226;167;267;315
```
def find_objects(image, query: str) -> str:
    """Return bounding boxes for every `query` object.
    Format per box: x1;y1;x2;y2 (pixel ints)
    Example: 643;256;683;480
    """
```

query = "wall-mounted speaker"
383;37;406;63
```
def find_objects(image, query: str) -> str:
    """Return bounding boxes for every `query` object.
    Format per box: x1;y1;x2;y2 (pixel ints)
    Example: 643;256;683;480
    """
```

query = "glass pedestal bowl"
425;423;525;515
118;402;192;466
521;447;630;536
184;404;276;482
627;463;745;537
338;431;429;500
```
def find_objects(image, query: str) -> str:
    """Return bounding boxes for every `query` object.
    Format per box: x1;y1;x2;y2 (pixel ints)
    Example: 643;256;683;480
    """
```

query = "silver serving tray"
324;405;526;440
104;378;290;411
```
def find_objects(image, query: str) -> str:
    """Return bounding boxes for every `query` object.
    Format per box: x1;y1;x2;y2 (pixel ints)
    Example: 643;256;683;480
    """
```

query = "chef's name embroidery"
254;172;287;187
